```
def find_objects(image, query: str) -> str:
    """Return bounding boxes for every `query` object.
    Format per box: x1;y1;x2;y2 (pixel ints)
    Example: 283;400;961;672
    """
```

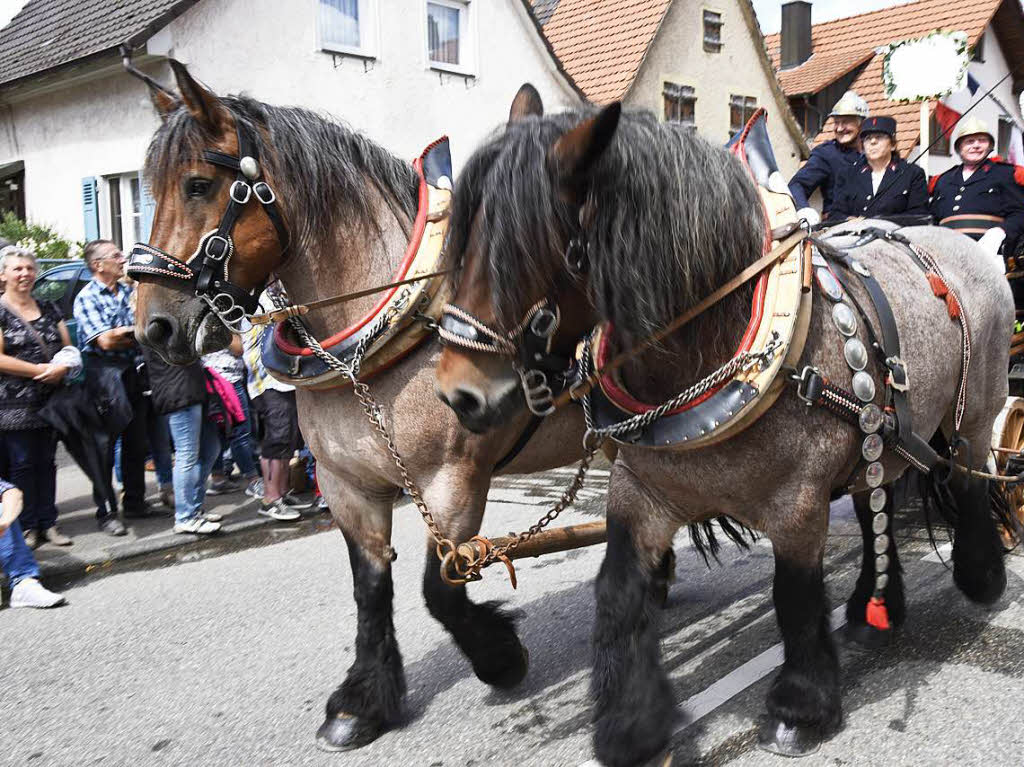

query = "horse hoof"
757;717;822;757
315;713;387;752
480;642;529;689
843;621;894;651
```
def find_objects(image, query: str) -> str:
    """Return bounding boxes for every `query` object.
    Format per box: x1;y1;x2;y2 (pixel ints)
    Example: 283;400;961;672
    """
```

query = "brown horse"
435;100;1012;764
131;63;600;752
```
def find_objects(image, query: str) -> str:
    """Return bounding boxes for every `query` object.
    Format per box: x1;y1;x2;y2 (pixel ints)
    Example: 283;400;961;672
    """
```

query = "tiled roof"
765;0;1009;155
0;0;198;87
529;0;673;104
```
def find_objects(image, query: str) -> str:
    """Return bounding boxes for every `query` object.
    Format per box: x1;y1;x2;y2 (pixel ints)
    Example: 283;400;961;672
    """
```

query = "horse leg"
592;465;679;767
421;472;529;688
315;474;404;752
760;490;841;757
949;471;1006;605
844;485;905;648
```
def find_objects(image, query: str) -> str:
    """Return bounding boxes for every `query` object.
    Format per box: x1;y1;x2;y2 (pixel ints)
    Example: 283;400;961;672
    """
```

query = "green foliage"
0;211;82;260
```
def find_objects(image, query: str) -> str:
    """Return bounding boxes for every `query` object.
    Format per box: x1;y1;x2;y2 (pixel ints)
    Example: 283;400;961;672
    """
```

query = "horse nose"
445;387;487;422
145;316;176;346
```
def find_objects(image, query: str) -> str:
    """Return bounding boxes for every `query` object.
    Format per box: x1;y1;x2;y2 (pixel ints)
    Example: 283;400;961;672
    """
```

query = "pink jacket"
205;367;245;428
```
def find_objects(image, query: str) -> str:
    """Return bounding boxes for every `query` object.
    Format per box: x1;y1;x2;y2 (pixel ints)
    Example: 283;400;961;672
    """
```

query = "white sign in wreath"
880;30;969;102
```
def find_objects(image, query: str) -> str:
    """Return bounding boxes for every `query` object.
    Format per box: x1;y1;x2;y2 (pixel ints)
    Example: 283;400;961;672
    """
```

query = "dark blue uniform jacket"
929;158;1024;256
788;139;863;214
831;158;929;220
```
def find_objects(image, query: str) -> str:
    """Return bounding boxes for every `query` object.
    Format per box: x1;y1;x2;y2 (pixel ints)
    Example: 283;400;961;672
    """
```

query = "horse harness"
126;119;289;332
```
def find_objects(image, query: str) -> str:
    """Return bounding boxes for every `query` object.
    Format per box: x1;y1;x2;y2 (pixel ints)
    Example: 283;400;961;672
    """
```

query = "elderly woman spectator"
0;246;79;549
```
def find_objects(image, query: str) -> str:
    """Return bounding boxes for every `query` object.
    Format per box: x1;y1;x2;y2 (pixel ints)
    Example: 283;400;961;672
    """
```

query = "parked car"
31;260;91;346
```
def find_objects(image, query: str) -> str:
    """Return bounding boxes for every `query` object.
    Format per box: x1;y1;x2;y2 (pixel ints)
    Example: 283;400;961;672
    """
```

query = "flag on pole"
934;71;981;136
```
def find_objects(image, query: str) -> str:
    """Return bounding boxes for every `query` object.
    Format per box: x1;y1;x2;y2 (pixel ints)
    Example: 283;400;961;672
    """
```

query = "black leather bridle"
126;120;288;332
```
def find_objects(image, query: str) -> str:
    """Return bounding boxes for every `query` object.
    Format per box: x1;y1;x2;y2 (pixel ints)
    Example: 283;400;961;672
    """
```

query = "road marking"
921;541;952;564
576;539;952;767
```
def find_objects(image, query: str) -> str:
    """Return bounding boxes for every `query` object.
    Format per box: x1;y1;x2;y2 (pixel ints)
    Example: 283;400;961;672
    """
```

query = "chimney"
780;1;812;69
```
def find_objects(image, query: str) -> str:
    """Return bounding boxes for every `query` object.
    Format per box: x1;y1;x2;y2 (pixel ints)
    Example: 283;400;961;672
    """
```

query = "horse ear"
148;84;180;121
168;59;229;135
509;83;543;123
548;103;621;198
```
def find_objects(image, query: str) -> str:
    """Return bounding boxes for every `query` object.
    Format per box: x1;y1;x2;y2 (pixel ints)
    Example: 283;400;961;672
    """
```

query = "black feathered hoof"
953;559;1006;605
315;713;387;752
474;642;529;689
843;620;894;651
758;717;822;757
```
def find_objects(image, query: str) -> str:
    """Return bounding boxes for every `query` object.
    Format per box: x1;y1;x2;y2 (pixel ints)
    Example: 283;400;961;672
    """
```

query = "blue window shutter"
140;176;156;241
81;176;99;241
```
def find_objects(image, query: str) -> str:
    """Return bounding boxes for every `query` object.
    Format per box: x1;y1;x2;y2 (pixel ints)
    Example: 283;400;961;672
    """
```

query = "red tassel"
945;293;961;319
866;597;890;630
926;273;948;298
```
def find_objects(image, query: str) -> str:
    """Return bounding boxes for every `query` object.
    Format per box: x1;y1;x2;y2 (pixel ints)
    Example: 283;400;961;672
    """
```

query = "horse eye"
186;178;212;198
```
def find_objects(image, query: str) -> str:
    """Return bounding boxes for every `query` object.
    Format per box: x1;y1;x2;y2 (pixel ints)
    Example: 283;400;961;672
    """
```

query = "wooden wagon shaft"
456;520;607;562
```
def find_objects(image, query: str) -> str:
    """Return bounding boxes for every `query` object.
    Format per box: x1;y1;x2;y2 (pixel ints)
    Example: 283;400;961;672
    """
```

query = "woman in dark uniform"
831;116;929;221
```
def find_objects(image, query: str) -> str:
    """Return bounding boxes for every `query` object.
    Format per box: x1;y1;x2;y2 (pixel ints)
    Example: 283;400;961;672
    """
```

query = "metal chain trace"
269;290;601;585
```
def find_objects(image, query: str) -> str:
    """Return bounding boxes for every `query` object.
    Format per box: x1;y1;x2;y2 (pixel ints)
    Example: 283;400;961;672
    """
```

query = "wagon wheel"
991;397;1024;548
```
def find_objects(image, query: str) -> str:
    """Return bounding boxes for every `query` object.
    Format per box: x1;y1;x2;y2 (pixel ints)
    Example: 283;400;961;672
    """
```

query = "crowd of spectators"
0;240;324;608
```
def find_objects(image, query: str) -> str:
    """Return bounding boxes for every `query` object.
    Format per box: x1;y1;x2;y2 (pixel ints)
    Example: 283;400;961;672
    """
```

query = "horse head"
132;61;289;364
436;95;621;433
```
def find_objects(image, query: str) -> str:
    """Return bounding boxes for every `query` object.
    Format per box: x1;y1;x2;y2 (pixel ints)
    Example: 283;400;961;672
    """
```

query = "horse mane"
446;109;766;349
144;95;420;255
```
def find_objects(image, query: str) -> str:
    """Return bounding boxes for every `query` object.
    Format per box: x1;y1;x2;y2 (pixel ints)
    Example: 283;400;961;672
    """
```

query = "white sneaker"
173;516;222;535
10;578;66;608
258;498;301;522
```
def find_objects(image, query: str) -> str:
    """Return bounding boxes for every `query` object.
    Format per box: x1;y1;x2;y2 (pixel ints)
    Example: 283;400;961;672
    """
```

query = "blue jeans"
166;404;220;524
0;519;40;586
215;380;258;479
149;411;173;487
0;428;58;531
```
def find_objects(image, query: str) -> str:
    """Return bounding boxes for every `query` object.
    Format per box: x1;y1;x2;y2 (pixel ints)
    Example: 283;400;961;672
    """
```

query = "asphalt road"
4;465;1024;767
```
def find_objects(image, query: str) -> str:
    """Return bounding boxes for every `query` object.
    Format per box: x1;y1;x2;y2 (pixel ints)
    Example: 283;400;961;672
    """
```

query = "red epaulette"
991;156;1024;185
928;169;950;194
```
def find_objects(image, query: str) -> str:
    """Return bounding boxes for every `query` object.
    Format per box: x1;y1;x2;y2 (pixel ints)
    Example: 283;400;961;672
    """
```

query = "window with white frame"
103;174;143;250
319;0;377;57
427;0;471;71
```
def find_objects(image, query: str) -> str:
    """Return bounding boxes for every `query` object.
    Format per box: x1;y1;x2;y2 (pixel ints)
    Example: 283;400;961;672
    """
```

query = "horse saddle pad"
587;111;813;449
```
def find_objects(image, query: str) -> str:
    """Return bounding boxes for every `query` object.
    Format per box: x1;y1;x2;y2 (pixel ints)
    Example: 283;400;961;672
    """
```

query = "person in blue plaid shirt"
73;240;168;536
0;477;65;608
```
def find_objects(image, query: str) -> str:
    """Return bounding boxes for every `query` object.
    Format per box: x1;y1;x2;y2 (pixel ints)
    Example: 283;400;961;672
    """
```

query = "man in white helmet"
929;116;1024;260
788;90;868;224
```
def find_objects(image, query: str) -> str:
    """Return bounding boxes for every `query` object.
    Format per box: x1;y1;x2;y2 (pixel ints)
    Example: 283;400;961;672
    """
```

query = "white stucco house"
0;0;806;248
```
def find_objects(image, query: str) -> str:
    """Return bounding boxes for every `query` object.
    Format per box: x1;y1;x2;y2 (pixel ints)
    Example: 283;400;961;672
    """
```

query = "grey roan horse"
435;100;1012;764
131;63;604;751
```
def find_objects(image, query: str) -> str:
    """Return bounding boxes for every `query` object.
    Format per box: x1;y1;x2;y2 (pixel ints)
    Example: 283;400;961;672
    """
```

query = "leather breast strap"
813;237;912;444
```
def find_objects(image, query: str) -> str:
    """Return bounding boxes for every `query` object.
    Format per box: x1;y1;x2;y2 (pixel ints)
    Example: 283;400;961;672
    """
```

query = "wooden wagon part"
991;397;1024;547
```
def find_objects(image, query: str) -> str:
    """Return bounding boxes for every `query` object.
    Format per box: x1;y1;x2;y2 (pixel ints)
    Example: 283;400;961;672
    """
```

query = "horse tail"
688;516;756;567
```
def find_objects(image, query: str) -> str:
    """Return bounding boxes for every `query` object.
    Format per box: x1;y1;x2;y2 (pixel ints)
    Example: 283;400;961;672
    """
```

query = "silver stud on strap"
862;433;884;461
844;338;868;371
240;156;260;180
853;371;876;402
